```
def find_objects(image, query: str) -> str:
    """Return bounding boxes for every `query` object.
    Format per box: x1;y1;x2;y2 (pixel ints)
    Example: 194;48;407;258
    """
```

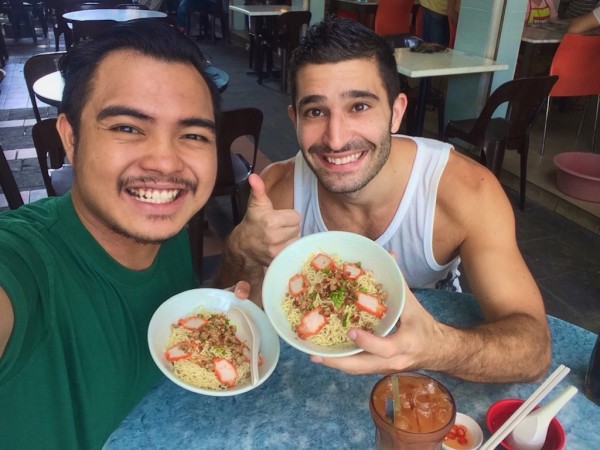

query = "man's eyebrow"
297;90;380;109
96;106;216;131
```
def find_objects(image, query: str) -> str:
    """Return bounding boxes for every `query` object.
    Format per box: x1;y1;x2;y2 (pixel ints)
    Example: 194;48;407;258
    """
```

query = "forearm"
212;226;266;306
428;313;551;383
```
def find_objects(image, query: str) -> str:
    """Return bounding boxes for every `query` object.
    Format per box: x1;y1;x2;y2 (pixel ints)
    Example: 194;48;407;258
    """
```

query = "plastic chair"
45;0;73;50
23;51;66;123
187;107;264;282
257;10;311;92
541;33;600;154
31;118;73;196
446;75;558;210
0;143;24;209
374;0;413;36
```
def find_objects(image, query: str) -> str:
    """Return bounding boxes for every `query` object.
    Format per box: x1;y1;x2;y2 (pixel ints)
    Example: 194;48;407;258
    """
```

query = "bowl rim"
147;288;280;396
262;231;406;357
553;152;600;181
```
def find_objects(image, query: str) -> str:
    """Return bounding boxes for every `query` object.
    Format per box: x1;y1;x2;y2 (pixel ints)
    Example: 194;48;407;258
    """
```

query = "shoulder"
259;157;296;209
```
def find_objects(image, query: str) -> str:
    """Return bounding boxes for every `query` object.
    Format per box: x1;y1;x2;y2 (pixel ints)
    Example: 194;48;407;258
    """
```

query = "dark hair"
287;16;400;109
59;19;221;137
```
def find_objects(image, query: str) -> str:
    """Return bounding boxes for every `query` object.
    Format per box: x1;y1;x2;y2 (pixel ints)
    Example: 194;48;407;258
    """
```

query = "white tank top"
293;136;462;291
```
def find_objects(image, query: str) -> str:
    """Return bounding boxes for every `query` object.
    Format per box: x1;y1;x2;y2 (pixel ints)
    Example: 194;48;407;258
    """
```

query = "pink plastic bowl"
486;399;566;450
553;152;600;203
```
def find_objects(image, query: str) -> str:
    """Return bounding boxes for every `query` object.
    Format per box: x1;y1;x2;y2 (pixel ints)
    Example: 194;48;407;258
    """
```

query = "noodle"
284;253;388;345
165;312;250;390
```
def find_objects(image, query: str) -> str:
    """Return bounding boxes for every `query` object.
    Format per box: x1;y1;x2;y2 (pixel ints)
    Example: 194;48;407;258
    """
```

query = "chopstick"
480;364;570;450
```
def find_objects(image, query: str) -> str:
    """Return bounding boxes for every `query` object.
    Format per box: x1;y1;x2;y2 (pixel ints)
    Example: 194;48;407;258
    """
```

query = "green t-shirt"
0;194;197;449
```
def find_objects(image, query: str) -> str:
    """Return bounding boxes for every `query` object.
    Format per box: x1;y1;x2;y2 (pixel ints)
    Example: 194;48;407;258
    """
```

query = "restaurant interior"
0;0;598;339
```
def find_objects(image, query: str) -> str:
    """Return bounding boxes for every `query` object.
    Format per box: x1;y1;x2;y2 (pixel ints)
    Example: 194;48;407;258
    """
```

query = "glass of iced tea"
369;372;456;450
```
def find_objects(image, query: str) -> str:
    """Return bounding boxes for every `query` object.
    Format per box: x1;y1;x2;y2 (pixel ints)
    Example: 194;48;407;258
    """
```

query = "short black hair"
287;16;400;109
59;19;221;137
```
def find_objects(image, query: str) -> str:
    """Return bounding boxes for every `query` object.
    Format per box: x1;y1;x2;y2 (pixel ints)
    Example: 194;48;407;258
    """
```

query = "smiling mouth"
324;152;365;165
127;188;182;204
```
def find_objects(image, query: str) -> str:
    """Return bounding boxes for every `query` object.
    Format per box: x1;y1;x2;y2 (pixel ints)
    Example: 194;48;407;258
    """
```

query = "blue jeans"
422;7;449;47
177;0;214;29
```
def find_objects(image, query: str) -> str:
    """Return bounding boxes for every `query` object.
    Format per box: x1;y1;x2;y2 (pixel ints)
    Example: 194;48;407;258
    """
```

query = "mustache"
308;139;376;155
118;176;198;194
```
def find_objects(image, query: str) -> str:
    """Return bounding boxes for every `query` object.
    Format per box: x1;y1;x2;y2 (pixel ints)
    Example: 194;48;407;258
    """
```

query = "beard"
304;131;392;194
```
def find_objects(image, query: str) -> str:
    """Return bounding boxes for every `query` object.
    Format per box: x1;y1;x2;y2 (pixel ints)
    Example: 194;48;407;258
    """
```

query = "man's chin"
111;224;181;246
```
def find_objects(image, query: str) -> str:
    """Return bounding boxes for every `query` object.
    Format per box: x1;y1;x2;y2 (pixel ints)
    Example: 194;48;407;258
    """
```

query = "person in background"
419;0;455;47
215;17;551;384
567;3;600;32
177;0;214;37
525;0;558;23
564;0;598;18
138;0;164;10
0;19;248;449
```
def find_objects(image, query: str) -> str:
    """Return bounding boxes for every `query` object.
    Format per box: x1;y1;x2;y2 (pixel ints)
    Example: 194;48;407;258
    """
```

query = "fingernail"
348;329;357;341
311;356;323;364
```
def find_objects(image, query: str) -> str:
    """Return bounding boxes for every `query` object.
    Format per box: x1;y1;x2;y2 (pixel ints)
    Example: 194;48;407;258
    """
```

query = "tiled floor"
1;23;599;333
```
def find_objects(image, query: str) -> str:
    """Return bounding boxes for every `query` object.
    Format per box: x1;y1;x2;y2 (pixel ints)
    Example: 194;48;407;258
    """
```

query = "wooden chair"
0;144;24;210
541;33;600;154
374;0;413;36
188;107;263;282
31;118;72;196
446;75;559;210
23;51;66;123
257;10;311;92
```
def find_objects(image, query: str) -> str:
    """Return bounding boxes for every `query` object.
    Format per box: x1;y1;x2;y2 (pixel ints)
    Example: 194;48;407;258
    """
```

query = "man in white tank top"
216;17;550;383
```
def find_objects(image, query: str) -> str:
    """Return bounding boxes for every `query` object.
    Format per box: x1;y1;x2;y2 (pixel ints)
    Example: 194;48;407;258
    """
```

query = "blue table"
105;289;599;449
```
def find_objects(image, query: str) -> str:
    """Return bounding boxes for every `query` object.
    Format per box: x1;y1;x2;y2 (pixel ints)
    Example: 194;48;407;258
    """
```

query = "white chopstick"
480;364;570;450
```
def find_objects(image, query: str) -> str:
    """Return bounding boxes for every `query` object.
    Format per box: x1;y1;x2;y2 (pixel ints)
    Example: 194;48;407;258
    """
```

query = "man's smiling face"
58;50;217;246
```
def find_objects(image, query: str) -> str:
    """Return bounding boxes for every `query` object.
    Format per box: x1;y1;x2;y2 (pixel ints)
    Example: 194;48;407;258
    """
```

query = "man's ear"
288;104;297;125
391;93;408;134
56;114;75;164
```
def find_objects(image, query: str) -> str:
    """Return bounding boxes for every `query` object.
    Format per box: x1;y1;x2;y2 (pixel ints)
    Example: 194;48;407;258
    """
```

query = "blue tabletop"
105;289;599;449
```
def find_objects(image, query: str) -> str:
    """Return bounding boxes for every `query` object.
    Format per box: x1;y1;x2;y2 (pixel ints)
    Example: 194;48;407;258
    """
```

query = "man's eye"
182;134;208;142
112;125;140;134
305;108;324;118
353;103;369;112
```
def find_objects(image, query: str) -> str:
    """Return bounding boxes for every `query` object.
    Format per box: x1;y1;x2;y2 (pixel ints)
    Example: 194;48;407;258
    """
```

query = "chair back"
549;33;600;98
31;118;71;196
470;75;559;146
72;19;117;43
374;0;413;36
213;107;264;198
274;10;311;51
23;51;65;122
0;144;24;210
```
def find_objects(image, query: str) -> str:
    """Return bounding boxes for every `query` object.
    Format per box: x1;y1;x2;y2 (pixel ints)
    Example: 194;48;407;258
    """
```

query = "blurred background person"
568;3;600;32
525;0;558;23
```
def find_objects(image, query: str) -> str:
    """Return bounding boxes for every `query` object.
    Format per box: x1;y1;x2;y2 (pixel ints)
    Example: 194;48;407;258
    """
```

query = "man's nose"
140;136;185;174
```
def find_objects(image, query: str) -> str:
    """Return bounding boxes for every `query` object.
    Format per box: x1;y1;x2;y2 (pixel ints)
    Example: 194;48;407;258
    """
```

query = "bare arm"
0;287;14;358
213;162;301;306
568;9;600;33
313;156;550;383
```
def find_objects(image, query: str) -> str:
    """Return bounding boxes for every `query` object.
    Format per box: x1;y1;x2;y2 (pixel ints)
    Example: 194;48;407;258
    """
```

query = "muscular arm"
213;161;300;306
0;287;14;357
314;154;550;383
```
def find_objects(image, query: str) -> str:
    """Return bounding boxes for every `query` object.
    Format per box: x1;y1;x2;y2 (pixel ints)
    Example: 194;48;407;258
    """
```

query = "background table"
32;66;230;108
62;9;167;23
104;289;599;449
394;48;508;137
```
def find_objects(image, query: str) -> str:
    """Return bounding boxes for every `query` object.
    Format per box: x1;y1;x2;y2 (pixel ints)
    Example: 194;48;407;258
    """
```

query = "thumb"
248;173;274;209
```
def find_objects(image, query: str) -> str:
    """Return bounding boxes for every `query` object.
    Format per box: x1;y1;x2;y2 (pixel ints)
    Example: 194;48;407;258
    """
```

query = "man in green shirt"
0;19;247;449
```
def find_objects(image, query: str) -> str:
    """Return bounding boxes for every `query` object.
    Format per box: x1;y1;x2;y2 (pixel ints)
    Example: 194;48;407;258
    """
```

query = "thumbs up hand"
237;173;301;267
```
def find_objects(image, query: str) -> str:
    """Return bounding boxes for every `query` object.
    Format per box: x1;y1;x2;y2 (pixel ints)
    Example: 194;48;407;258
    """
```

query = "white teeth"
128;188;180;204
325;153;361;165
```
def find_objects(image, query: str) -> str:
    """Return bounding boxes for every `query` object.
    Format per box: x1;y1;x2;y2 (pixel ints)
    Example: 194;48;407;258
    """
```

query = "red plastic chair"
541;33;600;154
374;0;413;36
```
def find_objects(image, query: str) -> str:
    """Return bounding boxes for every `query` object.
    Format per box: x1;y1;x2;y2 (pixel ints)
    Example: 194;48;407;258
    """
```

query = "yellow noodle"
165;312;250;390
284;253;387;346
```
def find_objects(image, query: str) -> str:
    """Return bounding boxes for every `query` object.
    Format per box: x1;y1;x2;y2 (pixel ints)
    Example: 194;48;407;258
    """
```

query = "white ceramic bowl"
148;288;280;396
262;231;405;357
442;412;484;450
